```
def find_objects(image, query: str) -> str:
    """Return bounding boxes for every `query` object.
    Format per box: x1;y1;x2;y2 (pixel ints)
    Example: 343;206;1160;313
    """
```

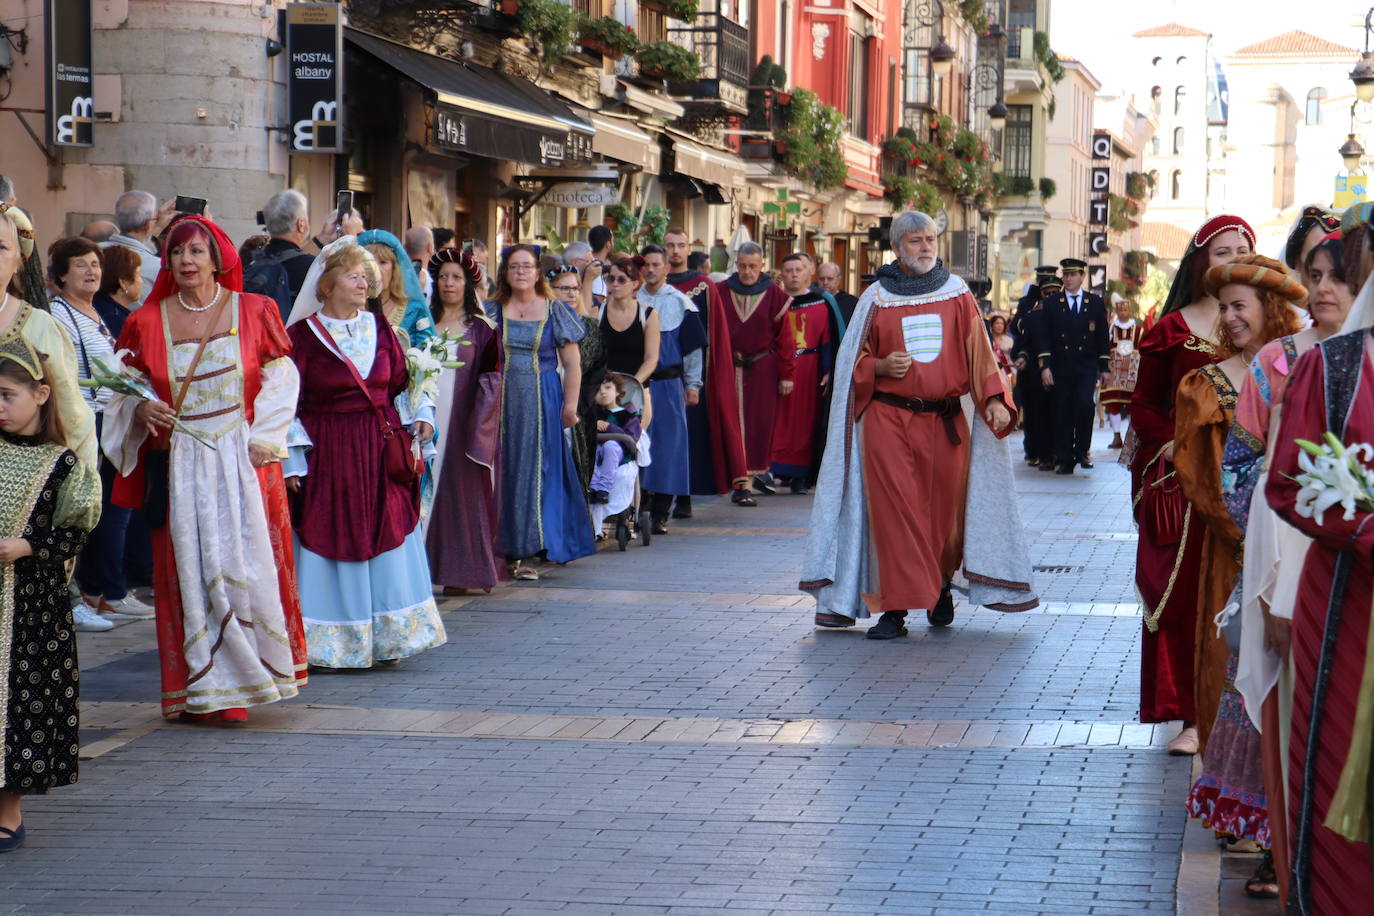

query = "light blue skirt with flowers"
295;526;447;669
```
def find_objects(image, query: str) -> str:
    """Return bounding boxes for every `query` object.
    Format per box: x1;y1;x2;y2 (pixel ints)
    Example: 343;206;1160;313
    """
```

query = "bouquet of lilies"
80;350;218;449
404;330;466;408
1290;432;1374;525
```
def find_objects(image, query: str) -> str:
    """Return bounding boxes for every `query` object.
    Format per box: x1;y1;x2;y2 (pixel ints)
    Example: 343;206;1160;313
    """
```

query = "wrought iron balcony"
666;13;751;116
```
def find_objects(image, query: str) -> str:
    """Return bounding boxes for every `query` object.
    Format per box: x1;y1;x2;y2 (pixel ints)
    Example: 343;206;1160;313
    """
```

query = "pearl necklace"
178;284;222;313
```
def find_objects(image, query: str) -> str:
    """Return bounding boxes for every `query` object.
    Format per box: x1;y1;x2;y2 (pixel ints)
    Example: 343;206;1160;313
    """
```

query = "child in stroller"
588;373;653;549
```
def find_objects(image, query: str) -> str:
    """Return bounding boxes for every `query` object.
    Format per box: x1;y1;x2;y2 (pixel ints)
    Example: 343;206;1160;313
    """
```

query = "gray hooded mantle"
798;271;1038;616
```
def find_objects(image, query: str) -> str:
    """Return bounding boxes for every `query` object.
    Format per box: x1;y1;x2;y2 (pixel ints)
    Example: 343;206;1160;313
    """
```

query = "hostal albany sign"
47;0;94;147
287;3;343;153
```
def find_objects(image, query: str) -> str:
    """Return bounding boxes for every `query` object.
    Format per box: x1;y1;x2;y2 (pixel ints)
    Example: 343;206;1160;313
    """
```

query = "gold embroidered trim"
1143;503;1192;633
1183;335;1221;356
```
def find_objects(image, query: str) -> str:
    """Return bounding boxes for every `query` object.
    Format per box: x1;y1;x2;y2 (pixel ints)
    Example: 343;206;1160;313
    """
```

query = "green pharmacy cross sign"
762;188;801;228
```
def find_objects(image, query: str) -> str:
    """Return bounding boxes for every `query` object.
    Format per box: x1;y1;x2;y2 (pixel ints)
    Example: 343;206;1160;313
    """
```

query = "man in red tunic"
800;211;1033;637
716;242;795;494
663;227;754;508
770;253;832;494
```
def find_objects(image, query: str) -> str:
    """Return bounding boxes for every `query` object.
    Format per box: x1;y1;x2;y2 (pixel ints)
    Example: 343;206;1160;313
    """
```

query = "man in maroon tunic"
664;228;753;508
770;253;832;494
715;242;794;493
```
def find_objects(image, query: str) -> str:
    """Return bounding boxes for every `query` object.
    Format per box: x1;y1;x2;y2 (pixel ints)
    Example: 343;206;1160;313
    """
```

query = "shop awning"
346;29;594;167
666;132;746;190
590;113;661;173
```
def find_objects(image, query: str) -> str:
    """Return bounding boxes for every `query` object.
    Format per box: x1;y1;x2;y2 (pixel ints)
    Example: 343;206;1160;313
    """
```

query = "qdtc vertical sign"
46;0;94;147
286;3;343;153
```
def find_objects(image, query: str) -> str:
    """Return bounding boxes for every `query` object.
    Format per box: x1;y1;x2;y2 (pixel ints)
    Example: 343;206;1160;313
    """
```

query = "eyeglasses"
508;263;538;273
552;284;580;295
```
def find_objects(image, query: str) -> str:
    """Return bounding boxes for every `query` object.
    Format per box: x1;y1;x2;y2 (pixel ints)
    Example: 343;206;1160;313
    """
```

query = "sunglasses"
608;275;632;284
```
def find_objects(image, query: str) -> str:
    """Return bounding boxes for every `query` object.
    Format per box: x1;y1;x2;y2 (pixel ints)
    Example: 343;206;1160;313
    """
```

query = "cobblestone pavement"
2;427;1194;915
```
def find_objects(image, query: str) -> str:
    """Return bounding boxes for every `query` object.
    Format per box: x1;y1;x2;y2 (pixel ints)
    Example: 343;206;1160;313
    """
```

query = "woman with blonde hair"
284;238;445;668
359;229;434;349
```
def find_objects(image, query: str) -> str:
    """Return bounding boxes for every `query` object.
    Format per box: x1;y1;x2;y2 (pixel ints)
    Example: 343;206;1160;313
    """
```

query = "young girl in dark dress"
0;341;101;852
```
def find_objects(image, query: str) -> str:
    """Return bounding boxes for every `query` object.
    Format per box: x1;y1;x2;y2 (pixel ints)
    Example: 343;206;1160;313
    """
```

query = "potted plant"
635;41;700;82
661;0;699;21
578;16;638;59
518;0;578;64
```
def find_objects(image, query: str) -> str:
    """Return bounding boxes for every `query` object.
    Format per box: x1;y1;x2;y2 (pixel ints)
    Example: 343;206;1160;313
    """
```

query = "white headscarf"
285;236;382;327
1339;267;1374;335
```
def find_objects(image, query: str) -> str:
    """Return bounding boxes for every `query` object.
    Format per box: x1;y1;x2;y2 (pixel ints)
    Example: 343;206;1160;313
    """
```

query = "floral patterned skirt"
1186;657;1270;846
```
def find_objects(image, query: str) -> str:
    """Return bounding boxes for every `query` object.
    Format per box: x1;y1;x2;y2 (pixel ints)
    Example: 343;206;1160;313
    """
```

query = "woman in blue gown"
488;245;594;579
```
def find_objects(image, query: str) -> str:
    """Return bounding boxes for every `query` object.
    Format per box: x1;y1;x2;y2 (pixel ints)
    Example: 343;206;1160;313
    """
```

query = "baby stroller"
590;372;654;550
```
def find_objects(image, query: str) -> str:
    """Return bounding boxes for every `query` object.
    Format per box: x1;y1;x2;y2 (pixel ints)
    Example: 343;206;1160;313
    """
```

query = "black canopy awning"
345;29;593;167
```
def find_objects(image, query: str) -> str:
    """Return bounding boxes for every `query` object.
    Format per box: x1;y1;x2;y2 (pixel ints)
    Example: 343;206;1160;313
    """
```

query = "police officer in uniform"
1035;258;1110;474
1011;266;1061;470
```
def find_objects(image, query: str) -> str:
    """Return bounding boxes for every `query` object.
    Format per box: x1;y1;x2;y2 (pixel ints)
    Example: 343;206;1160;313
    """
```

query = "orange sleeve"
1174;370;1242;544
853;318;877;419
961;293;1016;435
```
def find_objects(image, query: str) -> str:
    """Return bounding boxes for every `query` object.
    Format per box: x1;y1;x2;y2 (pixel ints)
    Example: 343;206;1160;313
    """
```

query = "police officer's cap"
1039;276;1064;291
1059;258;1087;274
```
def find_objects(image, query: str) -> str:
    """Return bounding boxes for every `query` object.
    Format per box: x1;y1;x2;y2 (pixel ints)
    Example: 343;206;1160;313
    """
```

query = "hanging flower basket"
578;17;638;60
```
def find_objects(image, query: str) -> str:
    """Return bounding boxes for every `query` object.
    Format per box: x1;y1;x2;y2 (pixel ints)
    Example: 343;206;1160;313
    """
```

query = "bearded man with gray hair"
799;211;1037;638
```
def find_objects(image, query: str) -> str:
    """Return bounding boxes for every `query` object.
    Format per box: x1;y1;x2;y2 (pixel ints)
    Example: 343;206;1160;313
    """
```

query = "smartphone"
174;195;207;216
335;190;354;231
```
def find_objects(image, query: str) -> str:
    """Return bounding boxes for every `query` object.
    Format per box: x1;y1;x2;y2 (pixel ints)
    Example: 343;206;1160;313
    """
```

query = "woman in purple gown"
424;248;505;592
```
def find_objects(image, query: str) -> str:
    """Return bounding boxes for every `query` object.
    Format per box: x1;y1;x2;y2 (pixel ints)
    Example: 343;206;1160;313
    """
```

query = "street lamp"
1353;10;1374;102
988;101;1008;130
931;38;956;76
1341;132;1366;172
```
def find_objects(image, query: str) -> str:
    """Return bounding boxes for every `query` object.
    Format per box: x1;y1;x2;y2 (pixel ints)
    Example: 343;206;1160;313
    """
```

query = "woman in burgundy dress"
1130;214;1255;755
424;247;504;592
284;239;445;669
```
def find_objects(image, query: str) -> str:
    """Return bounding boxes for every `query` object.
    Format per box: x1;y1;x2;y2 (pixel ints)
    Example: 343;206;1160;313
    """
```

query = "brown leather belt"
873;391;963;445
733;348;773;368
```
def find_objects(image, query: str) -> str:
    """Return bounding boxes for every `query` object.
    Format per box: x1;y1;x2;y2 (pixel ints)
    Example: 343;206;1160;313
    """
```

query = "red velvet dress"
1266;340;1374;915
1129;310;1222;723
715;278;795;474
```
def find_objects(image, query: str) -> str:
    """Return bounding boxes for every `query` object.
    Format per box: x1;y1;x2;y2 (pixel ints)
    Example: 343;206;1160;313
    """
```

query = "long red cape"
672;272;747;492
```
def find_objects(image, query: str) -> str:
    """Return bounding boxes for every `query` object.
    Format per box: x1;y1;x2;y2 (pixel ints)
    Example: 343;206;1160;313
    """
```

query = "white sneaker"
100;594;154;619
72;602;114;632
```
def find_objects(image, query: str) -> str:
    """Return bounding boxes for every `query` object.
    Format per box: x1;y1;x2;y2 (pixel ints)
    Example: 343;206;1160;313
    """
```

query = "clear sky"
1047;0;1365;97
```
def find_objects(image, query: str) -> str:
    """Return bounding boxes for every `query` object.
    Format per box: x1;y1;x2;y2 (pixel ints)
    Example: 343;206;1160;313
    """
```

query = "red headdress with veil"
144;214;244;306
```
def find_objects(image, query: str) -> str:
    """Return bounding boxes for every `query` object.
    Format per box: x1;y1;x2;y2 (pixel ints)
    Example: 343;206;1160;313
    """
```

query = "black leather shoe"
671;497;693;519
731;489;757;507
815;612;856;628
1056;464;1074;475
1079;456;1094;469
927;586;955;627
651;518;669;535
866;611;909;640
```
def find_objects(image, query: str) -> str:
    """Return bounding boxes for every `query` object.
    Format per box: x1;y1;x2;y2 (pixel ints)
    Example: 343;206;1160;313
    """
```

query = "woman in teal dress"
488;245;593;579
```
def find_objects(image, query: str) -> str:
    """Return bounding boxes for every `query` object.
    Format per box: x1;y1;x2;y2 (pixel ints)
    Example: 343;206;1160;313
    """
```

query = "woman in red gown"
1265;329;1374;915
1129;214;1255;754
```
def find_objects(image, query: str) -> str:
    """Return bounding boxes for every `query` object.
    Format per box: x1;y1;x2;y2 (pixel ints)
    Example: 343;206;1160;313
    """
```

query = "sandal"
513;565;539;581
0;823;25;853
731;490;757;507
1244;851;1279;899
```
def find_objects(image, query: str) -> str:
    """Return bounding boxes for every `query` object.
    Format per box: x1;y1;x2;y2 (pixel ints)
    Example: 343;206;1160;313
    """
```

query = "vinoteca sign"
286;3;343;153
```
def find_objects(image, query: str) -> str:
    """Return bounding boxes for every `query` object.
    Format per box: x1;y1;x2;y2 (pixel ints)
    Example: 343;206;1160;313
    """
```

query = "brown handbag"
309;314;420;485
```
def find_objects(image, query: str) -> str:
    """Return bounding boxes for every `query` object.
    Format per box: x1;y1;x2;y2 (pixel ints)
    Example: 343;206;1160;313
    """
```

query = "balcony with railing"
666;13;750;116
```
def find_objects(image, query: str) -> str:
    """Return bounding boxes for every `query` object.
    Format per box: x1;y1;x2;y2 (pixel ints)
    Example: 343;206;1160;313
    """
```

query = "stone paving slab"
3;731;1187;916
4;426;1194;915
